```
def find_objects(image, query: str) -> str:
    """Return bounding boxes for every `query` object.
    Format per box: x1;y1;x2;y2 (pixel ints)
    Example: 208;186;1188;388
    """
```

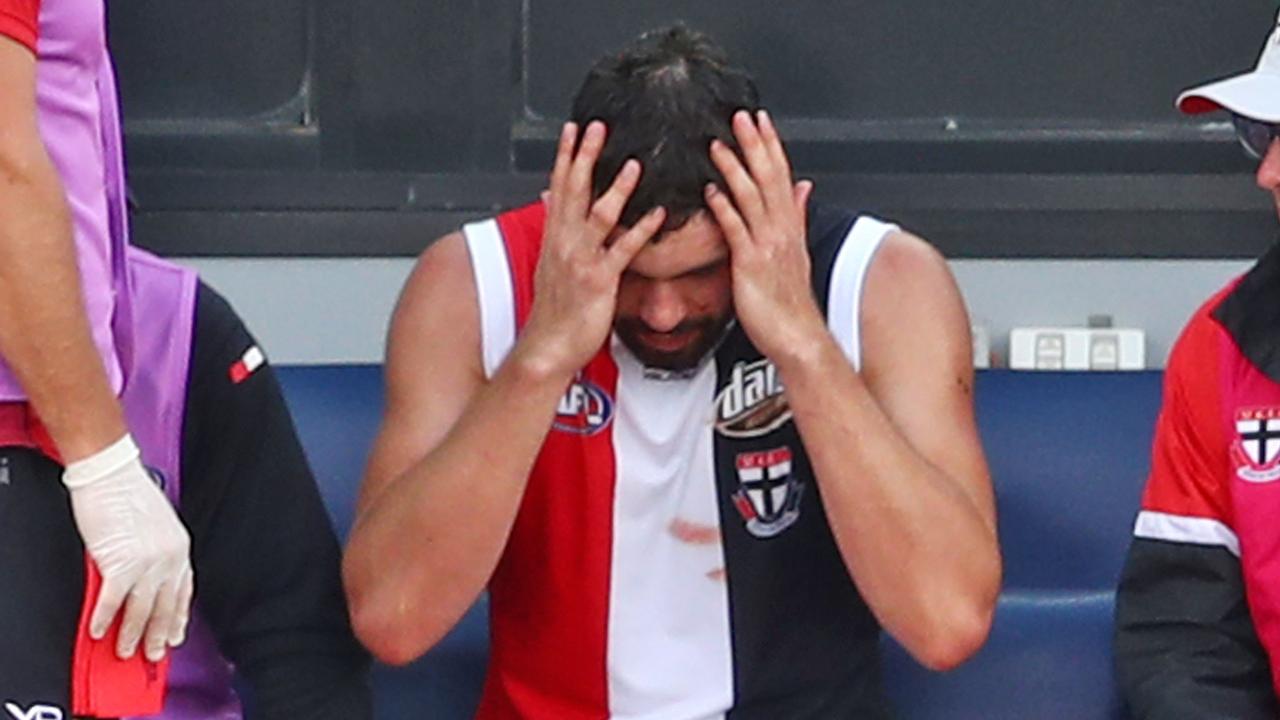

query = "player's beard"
614;310;735;371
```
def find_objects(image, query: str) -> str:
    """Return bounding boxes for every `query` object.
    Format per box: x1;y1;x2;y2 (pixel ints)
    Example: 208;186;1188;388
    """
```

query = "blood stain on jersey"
229;345;265;384
669;518;720;545
1233;406;1280;483
732;446;804;538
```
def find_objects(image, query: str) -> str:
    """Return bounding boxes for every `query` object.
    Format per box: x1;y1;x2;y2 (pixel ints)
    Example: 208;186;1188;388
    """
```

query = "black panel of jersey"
714;205;892;719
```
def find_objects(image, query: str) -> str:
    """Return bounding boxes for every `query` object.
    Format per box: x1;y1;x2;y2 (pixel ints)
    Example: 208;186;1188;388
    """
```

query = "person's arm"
179;282;371;718
0;27;127;462
343;121;666;665
705;109;999;671
1114;315;1276;719
0;28;190;664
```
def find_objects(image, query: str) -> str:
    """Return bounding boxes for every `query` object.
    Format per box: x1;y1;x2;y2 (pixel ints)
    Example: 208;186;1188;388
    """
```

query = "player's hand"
63;434;193;662
705;109;824;365
519;120;667;377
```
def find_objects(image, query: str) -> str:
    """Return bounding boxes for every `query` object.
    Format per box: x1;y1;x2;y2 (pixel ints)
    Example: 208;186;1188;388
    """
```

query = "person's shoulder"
871;228;947;279
855;224;957;319
398;230;472;318
193;279;249;348
1206;245;1280;377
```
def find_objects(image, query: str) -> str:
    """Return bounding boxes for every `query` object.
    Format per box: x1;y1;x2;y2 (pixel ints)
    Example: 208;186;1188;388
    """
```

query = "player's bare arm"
705;109;1000;671
343;120;665;664
0;37;129;464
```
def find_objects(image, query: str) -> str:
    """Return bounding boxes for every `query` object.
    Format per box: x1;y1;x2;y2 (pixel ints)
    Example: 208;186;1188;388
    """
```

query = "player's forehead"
624;213;728;279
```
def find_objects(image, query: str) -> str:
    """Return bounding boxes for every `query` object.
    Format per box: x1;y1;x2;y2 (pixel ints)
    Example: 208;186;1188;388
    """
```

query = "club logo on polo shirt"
553;378;614;435
715;358;791;438
4;702;62;720
1233;407;1280;483
732;446;804;538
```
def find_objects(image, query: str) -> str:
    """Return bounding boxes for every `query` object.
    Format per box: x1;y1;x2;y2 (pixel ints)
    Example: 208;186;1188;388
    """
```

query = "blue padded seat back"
976;371;1161;591
277;364;488;720
882;592;1126;720
277;364;384;541
883;370;1162;720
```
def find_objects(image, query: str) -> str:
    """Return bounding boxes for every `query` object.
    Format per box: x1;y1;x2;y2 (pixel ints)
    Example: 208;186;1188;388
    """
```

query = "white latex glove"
63;434;193;662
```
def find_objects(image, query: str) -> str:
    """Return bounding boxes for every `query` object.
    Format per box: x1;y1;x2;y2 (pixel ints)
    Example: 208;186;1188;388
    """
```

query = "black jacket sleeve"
178;282;372;719
1115;538;1277;719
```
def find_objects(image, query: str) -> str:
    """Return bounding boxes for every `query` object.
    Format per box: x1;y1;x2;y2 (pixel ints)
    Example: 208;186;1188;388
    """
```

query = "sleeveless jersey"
463;201;899;719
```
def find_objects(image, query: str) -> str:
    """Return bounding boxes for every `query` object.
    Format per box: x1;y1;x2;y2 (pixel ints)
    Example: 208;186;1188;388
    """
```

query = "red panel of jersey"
0;0;38;52
479;202;618;718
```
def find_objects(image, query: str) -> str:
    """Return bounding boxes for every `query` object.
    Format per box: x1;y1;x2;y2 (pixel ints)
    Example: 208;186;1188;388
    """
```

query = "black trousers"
0;446;82;717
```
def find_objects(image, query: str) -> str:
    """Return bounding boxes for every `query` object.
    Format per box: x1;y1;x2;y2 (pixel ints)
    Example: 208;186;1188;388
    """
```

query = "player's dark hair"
570;24;760;232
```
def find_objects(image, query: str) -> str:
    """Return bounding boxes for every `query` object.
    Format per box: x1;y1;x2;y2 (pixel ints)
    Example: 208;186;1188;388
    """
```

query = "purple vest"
14;1;241;712
0;0;126;400
118;248;242;720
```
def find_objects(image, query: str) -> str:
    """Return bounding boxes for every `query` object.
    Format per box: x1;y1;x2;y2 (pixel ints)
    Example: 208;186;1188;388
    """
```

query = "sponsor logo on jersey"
553;378;614;436
4;702;63;720
1233;407;1280;483
714;358;791;438
732;446;803;538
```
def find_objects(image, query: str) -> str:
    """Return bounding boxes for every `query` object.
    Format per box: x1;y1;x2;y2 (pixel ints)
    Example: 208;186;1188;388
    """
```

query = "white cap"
1177;11;1280;122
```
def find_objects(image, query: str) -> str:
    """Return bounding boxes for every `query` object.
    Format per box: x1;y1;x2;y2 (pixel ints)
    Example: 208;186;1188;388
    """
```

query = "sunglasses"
1232;113;1280;160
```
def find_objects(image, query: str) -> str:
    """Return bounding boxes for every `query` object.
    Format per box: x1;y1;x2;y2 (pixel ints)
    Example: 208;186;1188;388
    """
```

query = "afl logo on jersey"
1234;406;1280;483
714;358;792;438
553;378;614;436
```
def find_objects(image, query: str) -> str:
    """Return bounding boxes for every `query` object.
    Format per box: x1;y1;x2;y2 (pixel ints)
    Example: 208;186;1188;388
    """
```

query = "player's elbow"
347;596;428;667
912;599;996;672
343;561;428;666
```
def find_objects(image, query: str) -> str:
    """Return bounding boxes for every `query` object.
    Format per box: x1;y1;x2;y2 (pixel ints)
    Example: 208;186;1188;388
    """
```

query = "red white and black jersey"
463;201;898;719
1116;244;1280;719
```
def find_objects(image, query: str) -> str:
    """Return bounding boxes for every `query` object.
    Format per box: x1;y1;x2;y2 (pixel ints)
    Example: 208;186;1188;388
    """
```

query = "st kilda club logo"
733;446;804;538
1234;406;1280;483
553;377;614;436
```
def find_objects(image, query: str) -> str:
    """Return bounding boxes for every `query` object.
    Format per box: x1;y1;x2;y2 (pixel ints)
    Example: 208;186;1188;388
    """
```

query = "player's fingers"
547;122;578;221
756;109;794;189
606;205;665;272
704;183;753;255
89;574;131;640
731;110;785;206
587;158;641;240
709;138;767;229
168;565;193;646
565;120;607;220
116;580;160;659
143;577;179;662
794;179;814;226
